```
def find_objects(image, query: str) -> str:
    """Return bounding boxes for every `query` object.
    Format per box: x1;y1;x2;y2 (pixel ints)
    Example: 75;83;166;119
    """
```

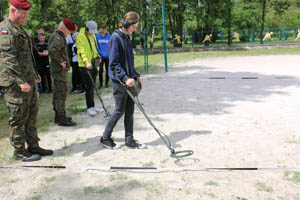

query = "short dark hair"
101;24;107;29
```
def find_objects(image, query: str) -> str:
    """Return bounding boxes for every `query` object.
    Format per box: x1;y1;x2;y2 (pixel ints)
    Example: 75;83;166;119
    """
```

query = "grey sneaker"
125;139;147;149
100;137;120;150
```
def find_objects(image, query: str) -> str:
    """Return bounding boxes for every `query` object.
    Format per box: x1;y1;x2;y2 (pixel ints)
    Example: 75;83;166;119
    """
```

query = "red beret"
9;0;31;9
63;18;76;32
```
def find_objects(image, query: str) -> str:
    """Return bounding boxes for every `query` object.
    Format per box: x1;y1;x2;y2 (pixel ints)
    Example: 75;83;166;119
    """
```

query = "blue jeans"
102;81;135;141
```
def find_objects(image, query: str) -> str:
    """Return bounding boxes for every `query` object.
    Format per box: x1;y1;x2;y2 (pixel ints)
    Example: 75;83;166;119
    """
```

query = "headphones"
121;19;138;29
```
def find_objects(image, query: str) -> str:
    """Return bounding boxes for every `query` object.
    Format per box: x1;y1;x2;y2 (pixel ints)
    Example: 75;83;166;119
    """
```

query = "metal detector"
86;70;110;117
118;80;193;159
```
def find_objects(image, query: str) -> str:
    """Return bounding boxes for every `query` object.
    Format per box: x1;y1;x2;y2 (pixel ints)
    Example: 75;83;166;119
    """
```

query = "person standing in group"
96;24;110;88
70;32;85;94
48;18;77;126
0;0;53;162
100;11;146;149
66;26;83;94
35;28;52;93
77;20;104;116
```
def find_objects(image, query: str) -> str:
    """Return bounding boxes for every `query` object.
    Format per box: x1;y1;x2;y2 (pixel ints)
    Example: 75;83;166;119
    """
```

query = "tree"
260;0;267;44
0;0;8;22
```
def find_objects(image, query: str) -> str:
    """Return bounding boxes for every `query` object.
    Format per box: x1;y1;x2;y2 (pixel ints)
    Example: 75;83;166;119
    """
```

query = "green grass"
25;194;41;200
83;186;112;194
109;173;128;181
284;171;300;183
255;181;273;193
140;161;155;168
1;47;300;163
204;180;219;186
45;176;56;183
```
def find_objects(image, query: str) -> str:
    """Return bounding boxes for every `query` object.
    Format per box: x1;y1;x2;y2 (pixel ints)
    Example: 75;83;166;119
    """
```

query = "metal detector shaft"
118;80;193;158
86;70;110;117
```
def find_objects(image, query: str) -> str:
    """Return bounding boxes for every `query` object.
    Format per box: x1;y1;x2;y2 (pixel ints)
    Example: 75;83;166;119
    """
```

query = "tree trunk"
260;0;266;44
227;5;232;46
41;0;52;22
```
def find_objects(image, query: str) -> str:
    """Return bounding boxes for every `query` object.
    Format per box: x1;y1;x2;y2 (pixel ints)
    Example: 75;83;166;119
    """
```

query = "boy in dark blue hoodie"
96;24;111;88
100;12;146;150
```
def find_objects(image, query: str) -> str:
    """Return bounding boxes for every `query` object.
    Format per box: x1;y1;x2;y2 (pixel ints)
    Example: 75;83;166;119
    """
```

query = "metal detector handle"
86;70;111;117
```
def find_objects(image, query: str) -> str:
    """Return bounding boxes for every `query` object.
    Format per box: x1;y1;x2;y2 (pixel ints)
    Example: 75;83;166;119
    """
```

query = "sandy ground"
1;55;300;200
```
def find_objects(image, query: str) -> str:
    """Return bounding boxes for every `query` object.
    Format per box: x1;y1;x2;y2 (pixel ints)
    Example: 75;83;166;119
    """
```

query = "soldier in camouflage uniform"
48;18;77;126
0;0;53;162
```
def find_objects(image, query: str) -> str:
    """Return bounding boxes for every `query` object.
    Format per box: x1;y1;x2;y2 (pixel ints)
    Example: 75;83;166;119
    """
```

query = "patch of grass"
0;140;13;163
140;161;155;168
67;103;86;114
109;173;128;181
285;135;300;144
145;183;162;195
284;171;300;183
204;180;219;186
160;158;168;165
8;178;21;183
135;48;300;73
128;179;142;187
45;176;56;183
83;186;96;194
202;191;216;198
25;194;41;200
83;186;111;194
96;187;112;194
255;181;273;193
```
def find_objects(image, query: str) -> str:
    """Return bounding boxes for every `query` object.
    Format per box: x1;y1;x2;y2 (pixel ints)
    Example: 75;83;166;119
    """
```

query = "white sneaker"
87;108;97;116
93;107;104;113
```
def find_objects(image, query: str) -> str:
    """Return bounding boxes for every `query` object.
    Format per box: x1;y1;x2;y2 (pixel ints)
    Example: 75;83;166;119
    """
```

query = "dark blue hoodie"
108;29;140;84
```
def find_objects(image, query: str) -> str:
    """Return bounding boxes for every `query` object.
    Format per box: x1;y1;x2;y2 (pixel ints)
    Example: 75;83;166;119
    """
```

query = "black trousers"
99;58;109;87
80;67;97;109
38;67;52;90
103;82;135;141
71;61;83;90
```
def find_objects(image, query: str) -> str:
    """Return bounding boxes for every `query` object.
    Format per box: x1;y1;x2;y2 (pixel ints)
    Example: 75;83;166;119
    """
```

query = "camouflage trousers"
4;82;40;152
52;79;67;114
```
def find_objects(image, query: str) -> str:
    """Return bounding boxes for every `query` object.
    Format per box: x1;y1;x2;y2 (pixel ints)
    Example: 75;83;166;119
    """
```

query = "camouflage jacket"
48;30;70;81
0;18;38;88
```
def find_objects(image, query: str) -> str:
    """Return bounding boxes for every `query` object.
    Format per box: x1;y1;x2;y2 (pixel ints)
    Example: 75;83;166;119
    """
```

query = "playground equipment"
263;31;273;41
143;0;168;73
233;32;240;42
295;29;300;40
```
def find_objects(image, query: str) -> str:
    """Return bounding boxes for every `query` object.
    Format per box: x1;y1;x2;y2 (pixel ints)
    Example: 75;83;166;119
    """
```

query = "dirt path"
1;55;300;200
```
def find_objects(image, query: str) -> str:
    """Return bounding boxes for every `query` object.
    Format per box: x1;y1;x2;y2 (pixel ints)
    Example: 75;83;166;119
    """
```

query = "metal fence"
132;28;300;49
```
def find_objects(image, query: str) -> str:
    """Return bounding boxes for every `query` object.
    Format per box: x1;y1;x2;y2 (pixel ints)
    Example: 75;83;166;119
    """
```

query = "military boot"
14;149;41;162
28;146;54;156
55;112;72;124
63;111;72;121
56;113;76;126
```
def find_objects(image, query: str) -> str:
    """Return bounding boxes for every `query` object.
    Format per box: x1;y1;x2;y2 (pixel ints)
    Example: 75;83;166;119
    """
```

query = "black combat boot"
28;146;54;156
14;150;41;162
63;111;72;121
56;113;76;126
55;112;72;124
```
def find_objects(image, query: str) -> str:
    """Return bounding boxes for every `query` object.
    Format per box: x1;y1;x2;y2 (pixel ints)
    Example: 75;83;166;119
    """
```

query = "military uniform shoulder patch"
1;30;8;35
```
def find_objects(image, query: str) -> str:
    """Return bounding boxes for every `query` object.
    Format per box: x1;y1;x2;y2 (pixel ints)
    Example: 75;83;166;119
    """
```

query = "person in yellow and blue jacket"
76;21;104;116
